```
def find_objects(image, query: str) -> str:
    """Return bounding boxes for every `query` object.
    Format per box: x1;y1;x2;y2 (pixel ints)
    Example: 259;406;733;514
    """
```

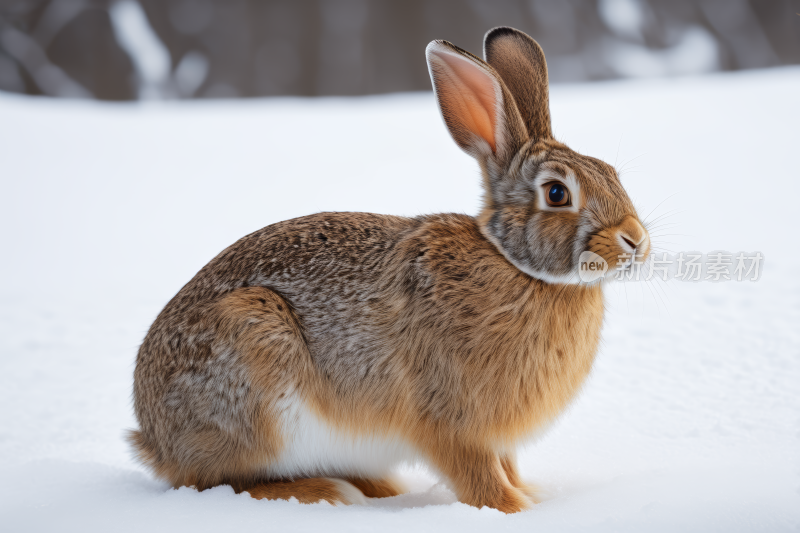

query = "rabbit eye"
546;183;570;207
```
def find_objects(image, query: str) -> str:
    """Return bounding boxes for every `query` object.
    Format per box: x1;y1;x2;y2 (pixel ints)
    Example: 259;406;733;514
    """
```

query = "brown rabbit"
129;27;650;513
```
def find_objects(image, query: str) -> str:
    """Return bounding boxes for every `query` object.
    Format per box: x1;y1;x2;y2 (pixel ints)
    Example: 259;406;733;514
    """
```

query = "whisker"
649;233;692;240
651;276;674;311
650;246;678;254
645;277;669;316
619;168;644;175
617;153;647;176
637;271;658;315
624;277;630;314
643;201;680;226
644;221;680;233
645;209;685;229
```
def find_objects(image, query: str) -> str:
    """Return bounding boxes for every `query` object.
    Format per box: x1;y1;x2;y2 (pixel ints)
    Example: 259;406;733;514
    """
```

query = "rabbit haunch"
130;27;648;513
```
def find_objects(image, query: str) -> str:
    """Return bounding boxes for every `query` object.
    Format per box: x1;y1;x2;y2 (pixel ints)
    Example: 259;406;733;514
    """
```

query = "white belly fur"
266;394;419;479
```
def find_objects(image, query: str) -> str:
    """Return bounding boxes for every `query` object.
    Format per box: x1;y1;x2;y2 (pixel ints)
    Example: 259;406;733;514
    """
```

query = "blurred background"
1;0;798;101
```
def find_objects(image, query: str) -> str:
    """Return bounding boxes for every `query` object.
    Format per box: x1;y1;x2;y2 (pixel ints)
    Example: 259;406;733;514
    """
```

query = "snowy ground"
1;68;799;532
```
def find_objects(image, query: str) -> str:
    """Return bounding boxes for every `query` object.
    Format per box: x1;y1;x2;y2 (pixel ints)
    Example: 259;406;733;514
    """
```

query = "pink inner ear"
429;48;498;152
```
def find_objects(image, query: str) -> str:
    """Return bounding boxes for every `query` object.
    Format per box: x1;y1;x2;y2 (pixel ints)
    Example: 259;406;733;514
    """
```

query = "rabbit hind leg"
143;286;316;491
234;478;366;506
346;475;408;498
499;453;541;503
217;288;402;504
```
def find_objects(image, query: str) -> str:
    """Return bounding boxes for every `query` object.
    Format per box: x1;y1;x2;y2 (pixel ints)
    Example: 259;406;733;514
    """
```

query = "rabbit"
129;26;650;513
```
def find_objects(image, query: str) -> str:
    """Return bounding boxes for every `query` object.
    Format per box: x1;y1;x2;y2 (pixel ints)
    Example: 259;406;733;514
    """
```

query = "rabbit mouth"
584;215;651;276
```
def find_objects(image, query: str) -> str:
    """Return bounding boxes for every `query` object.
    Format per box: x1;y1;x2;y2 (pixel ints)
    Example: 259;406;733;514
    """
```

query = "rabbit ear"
426;40;528;165
483;27;552;141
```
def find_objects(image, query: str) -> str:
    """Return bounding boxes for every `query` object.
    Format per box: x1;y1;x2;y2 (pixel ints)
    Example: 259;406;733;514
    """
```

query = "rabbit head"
426;27;650;284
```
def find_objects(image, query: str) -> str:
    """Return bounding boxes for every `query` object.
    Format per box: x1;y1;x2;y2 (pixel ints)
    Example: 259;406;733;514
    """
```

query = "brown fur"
346;476;406;498
500;453;541;503
130;27;649;513
234;478;359;505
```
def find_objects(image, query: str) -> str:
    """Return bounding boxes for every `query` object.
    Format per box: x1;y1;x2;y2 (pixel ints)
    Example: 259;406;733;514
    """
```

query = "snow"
1;67;799;531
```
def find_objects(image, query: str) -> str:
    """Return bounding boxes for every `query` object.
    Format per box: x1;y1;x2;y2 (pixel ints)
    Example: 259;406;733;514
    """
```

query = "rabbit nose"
620;235;636;251
616;217;648;255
